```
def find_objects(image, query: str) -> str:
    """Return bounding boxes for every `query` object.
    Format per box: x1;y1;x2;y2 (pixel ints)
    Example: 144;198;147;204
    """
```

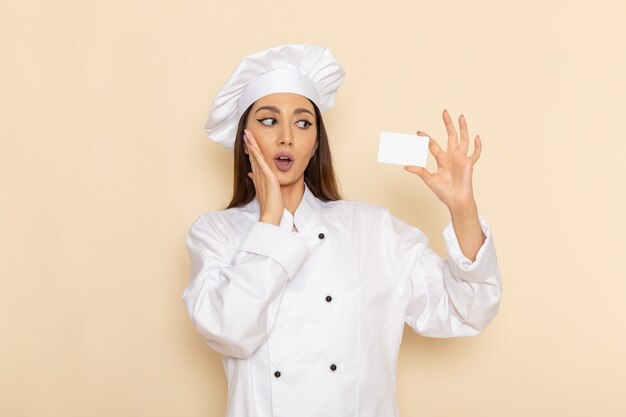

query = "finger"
244;131;266;169
245;137;265;186
404;165;432;185
244;135;258;173
417;131;443;159
249;144;274;178
250;151;269;186
245;131;266;165
469;135;482;163
459;114;470;155
245;134;278;183
243;134;252;162
244;129;259;153
428;136;444;160
442;109;458;150
248;149;260;185
242;132;250;155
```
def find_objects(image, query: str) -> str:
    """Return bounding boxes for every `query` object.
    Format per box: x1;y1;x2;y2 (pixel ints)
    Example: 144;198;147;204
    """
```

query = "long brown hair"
226;100;341;208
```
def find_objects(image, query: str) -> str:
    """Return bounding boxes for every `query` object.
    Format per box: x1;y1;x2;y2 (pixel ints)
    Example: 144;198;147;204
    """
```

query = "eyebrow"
255;106;314;117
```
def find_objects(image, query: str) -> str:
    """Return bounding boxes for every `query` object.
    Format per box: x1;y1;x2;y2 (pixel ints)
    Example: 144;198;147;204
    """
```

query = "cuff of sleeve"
238;221;309;279
443;216;498;283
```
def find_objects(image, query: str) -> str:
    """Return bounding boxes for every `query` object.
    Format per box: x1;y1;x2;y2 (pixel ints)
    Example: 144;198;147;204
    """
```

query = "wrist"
447;198;478;220
260;213;282;226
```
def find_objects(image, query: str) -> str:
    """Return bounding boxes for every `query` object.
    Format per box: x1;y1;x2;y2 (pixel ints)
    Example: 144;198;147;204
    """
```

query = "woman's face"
245;93;318;188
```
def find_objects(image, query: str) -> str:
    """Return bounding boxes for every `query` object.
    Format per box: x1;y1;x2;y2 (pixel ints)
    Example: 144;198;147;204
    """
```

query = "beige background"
2;0;625;415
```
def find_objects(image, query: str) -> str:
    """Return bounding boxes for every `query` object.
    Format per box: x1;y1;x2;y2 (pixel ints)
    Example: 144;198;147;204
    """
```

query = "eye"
295;120;313;129
257;118;277;126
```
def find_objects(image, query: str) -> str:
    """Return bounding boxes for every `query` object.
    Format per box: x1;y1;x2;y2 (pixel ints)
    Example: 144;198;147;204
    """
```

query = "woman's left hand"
404;109;481;212
406;109;485;261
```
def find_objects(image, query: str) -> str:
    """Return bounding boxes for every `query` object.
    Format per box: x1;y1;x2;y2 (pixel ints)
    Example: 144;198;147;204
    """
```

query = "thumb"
404;165;431;183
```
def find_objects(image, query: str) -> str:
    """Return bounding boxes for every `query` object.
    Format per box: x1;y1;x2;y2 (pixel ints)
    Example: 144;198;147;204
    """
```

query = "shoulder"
192;201;258;227
191;207;237;230
331;198;390;214
319;198;393;225
323;198;429;243
187;206;253;247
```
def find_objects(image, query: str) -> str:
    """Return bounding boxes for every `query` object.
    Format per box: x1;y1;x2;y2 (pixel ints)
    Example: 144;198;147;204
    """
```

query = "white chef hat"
203;44;345;150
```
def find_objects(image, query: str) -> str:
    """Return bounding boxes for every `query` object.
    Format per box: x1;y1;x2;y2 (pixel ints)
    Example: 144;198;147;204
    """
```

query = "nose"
278;124;294;146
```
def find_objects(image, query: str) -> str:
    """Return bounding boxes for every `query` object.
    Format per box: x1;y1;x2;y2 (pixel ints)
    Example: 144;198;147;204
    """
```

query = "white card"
377;131;429;167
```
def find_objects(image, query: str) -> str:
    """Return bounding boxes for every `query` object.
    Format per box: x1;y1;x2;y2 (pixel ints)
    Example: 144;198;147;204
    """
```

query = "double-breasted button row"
319;233;329;302
274;364;337;378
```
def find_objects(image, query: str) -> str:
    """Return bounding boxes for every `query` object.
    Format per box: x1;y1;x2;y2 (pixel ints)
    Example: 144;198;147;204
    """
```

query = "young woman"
183;44;502;417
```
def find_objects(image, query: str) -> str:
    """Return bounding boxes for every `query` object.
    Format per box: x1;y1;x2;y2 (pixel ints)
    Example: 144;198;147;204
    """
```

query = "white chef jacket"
183;185;501;417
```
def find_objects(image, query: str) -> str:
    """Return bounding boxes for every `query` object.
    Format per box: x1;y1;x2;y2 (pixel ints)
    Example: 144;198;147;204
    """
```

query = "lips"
273;152;294;172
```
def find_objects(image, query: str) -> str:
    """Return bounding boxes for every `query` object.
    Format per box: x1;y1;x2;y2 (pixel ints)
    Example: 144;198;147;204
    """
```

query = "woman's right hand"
244;129;284;225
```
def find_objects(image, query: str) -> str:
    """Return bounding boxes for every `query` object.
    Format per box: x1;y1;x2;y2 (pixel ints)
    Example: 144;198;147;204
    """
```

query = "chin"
277;178;297;187
276;172;304;187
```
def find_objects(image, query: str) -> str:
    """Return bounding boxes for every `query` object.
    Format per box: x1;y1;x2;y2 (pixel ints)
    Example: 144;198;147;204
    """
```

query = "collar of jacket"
242;184;327;242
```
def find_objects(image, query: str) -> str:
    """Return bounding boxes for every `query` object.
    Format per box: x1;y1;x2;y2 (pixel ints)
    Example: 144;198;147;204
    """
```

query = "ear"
243;135;249;155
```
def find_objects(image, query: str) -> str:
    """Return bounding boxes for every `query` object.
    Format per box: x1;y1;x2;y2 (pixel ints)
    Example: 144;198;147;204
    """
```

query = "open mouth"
273;153;294;172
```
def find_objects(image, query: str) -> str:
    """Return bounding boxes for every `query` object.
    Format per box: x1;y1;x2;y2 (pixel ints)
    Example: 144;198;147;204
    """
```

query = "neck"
281;179;306;215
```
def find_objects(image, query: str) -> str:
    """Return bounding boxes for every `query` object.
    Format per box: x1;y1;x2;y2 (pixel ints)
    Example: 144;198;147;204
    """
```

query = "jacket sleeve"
182;213;309;358
384;210;502;337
